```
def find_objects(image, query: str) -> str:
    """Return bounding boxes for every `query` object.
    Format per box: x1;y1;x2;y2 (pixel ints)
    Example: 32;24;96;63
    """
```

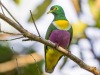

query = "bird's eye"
55;7;58;10
54;7;58;10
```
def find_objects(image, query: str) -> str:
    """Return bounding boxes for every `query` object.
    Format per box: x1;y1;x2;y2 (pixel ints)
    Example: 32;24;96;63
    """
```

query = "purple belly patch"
49;30;70;48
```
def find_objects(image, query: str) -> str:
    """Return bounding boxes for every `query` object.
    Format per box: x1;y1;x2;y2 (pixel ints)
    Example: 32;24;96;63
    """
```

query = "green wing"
67;25;73;49
45;23;57;40
44;23;57;50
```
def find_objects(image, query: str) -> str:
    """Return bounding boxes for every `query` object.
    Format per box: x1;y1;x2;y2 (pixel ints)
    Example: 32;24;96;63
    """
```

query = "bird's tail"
45;47;63;73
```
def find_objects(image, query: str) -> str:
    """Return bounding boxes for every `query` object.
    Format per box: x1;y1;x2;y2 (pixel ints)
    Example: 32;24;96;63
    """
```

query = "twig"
30;10;41;37
30;54;40;75
22;38;31;41
0;3;5;15
88;38;97;59
0;22;1;31
0;31;22;35
0;13;27;33
87;37;100;66
0;20;22;35
0;12;100;75
85;31;100;66
11;47;20;75
0;0;23;28
0;36;24;41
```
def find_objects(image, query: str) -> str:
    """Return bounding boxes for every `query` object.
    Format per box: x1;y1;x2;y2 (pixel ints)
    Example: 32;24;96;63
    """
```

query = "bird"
44;5;73;73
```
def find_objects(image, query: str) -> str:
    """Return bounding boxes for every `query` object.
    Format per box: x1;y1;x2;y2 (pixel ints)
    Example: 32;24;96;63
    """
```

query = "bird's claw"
55;43;60;48
68;51;71;54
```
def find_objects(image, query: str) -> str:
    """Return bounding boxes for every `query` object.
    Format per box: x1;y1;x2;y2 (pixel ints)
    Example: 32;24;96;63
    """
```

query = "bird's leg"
63;49;71;57
55;43;71;54
68;50;71;54
55;43;60;48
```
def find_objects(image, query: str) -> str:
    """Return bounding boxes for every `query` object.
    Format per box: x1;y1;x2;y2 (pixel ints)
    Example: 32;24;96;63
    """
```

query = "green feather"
67;26;73;48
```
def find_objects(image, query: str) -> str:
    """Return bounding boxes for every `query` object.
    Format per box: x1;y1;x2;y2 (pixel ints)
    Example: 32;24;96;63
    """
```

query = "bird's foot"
55;43;60;48
68;51;71;54
64;50;71;57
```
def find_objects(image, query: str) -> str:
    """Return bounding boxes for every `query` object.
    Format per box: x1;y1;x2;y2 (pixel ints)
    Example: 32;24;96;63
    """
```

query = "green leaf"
13;0;21;5
0;45;13;63
19;60;44;75
28;0;52;22
95;21;100;28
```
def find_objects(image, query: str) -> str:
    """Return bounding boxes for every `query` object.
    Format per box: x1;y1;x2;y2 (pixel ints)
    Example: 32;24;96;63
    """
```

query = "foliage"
19;60;44;75
72;21;87;38
13;0;21;5
0;44;13;63
28;0;52;22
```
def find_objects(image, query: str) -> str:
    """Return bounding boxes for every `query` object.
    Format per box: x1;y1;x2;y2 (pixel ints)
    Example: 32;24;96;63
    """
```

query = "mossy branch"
0;12;100;75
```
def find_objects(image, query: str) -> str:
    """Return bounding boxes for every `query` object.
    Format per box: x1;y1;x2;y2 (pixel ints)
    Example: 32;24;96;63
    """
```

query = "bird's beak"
47;10;53;14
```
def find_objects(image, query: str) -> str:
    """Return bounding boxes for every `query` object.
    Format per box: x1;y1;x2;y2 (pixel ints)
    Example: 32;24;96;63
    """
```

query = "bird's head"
47;5;65;16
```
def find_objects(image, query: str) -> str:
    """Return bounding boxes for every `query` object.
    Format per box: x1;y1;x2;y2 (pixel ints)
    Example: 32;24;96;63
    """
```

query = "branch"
0;53;43;73
0;1;23;28
0;13;100;75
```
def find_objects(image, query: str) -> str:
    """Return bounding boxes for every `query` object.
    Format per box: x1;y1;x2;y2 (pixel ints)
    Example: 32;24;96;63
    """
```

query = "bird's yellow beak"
47;10;53;14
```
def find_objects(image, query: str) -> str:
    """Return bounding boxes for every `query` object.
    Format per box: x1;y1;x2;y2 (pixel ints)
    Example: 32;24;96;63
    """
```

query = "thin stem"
0;23;1;31
0;3;5;15
30;54;40;75
0;53;43;73
0;36;24;41
0;31;22;35
87;37;100;67
11;47;20;75
30;10;41;37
